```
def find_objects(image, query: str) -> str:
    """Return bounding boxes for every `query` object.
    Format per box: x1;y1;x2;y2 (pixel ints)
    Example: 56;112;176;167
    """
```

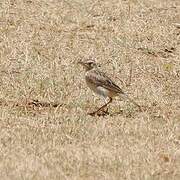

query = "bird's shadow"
87;106;143;117
87;108;110;117
87;108;123;117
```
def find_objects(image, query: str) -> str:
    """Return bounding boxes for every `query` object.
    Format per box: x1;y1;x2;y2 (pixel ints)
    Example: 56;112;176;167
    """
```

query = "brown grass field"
0;0;180;179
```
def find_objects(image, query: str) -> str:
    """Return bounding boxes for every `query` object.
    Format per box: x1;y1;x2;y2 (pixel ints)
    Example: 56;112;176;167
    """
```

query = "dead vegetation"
0;0;180;179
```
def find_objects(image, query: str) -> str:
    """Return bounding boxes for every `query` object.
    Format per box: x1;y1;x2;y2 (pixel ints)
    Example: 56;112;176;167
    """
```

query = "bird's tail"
120;93;142;111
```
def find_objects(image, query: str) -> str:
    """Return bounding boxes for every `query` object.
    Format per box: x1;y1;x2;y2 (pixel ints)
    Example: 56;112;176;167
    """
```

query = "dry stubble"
0;0;180;180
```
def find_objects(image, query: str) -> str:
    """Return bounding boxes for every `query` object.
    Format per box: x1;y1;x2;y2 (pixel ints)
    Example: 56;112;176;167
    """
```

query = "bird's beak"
77;61;82;65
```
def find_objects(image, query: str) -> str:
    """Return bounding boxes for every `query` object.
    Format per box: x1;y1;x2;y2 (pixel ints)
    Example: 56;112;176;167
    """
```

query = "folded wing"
86;69;124;94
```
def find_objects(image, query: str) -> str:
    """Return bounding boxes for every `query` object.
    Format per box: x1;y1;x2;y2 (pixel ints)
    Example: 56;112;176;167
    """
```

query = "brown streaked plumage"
78;59;141;116
85;68;124;95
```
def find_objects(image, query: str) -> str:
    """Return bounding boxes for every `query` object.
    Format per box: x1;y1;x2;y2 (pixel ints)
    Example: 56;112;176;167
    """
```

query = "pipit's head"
78;59;98;71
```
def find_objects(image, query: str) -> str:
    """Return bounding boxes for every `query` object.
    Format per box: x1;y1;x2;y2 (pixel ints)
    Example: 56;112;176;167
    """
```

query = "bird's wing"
86;69;124;94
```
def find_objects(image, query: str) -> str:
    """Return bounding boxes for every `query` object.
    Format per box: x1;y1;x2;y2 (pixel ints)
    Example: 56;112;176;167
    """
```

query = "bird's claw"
88;108;109;116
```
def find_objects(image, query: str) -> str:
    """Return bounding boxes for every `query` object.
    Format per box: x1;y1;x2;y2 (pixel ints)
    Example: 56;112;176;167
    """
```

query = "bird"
78;58;141;116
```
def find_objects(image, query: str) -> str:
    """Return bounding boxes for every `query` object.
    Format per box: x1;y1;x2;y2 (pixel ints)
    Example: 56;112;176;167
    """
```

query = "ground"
0;0;180;179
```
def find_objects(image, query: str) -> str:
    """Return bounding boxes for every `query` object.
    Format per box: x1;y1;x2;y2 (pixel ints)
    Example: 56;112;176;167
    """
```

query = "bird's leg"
101;97;110;114
102;106;109;114
88;97;112;116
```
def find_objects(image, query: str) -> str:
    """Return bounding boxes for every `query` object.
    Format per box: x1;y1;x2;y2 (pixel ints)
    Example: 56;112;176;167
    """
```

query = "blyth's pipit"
78;59;141;116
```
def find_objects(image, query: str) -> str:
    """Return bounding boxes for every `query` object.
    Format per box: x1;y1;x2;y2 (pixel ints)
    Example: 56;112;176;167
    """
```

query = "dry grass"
0;0;180;179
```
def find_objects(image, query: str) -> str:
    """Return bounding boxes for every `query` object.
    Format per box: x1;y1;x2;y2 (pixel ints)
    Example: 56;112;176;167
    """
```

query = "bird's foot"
88;108;109;117
88;111;96;116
